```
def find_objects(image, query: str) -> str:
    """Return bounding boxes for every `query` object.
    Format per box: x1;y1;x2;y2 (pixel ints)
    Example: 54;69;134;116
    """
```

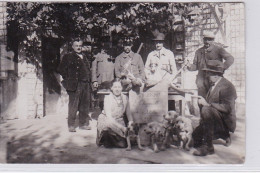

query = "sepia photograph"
0;1;245;164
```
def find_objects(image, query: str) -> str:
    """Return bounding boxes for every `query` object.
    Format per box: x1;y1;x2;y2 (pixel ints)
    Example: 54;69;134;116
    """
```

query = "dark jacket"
188;44;234;83
206;77;237;133
58;52;90;91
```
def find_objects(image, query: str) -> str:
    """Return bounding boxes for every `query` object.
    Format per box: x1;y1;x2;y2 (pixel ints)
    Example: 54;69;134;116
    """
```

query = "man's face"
207;71;221;84
72;41;83;53
155;41;164;51
124;45;132;53
203;37;214;48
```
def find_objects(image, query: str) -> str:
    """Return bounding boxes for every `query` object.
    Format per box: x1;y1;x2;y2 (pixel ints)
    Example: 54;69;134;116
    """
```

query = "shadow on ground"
0;104;245;164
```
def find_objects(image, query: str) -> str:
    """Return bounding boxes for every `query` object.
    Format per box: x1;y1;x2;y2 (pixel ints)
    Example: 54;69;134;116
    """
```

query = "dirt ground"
0;104;245;164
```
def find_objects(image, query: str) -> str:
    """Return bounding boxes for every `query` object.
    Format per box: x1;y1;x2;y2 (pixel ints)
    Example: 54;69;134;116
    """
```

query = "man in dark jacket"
192;60;237;156
58;38;91;132
187;32;234;98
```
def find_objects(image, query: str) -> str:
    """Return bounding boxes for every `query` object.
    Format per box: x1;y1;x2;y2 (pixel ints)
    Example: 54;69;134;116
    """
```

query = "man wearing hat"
115;38;145;90
145;33;177;78
145;33;177;110
187;31;234;98
192;60;237;156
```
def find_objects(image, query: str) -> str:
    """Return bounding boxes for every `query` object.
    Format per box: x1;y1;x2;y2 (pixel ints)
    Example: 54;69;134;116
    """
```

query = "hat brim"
202;67;223;73
203;35;215;39
152;39;165;41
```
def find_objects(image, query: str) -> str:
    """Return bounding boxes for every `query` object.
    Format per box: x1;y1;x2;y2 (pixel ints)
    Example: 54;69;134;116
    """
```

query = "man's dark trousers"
67;81;90;128
192;106;230;147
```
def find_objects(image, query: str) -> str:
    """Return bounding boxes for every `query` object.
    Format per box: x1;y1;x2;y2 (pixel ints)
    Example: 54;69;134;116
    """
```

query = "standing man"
192;60;237;156
115;38;145;90
92;43;115;89
92;43;115;109
145;33;177;110
145;33;177;78
58;38;91;132
187;31;234;98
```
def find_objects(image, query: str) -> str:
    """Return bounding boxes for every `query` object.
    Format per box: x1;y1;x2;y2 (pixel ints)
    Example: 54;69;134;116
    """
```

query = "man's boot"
193;144;214;156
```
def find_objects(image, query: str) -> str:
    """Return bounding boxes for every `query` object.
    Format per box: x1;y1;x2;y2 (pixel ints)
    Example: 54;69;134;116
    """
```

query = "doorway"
42;37;62;116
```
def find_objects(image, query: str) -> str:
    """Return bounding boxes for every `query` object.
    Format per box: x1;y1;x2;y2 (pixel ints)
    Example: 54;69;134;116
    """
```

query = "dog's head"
163;111;179;124
144;122;165;138
149;62;159;74
127;121;139;136
175;116;189;130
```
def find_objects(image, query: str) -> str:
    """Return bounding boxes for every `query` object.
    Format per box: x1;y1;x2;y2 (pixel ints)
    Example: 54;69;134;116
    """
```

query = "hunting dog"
174;116;193;151
125;121;145;151
161;111;179;150
144;122;165;153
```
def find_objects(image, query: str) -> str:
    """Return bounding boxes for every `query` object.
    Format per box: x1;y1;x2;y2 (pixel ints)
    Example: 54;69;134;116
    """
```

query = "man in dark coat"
58;38;91;132
192;60;237;156
187;32;234;98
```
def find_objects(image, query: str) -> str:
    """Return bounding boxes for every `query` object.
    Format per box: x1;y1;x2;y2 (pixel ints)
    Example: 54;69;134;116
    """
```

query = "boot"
193;144;214;156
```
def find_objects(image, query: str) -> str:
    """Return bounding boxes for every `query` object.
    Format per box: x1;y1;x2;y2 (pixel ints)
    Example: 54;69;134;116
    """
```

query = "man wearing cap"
187;31;234;98
192;60;237;156
58;38;91;132
145;33;177;78
115;38;145;90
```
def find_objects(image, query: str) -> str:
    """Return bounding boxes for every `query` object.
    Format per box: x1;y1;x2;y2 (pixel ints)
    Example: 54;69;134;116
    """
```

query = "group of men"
58;31;237;156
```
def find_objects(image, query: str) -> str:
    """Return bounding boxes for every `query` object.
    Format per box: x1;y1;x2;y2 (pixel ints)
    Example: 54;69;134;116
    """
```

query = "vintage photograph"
0;2;245;164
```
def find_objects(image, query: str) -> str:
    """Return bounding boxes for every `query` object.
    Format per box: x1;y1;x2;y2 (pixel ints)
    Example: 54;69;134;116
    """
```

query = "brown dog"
125;121;145;151
161;111;179;150
143;122;165;153
175;116;193;151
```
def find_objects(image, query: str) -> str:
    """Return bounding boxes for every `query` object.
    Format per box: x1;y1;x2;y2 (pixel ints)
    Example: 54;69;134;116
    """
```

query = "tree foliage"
7;2;204;69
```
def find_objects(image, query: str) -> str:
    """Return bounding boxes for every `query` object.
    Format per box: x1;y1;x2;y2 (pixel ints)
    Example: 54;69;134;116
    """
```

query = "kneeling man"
192;60;237;156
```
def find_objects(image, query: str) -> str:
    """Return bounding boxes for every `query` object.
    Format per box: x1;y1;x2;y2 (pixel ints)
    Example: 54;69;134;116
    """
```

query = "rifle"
122;42;144;76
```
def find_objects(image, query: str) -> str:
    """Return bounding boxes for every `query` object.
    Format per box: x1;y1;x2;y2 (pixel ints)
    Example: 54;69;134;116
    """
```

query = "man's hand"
161;66;171;74
127;72;135;81
198;96;210;106
183;60;191;71
93;82;98;88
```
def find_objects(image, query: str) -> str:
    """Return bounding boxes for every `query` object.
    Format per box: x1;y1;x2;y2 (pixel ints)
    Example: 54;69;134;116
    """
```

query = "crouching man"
192;60;237;156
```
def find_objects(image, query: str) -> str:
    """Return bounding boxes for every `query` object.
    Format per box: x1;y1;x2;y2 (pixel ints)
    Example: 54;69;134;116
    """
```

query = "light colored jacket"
145;47;177;77
92;52;115;84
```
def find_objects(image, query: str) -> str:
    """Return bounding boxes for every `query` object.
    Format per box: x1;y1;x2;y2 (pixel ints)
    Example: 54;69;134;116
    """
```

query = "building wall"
184;3;245;103
0;2;44;119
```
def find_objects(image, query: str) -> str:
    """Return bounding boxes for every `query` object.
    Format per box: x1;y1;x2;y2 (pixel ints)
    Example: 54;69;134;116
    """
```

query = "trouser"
67;81;90;128
192;106;230;148
196;74;210;99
